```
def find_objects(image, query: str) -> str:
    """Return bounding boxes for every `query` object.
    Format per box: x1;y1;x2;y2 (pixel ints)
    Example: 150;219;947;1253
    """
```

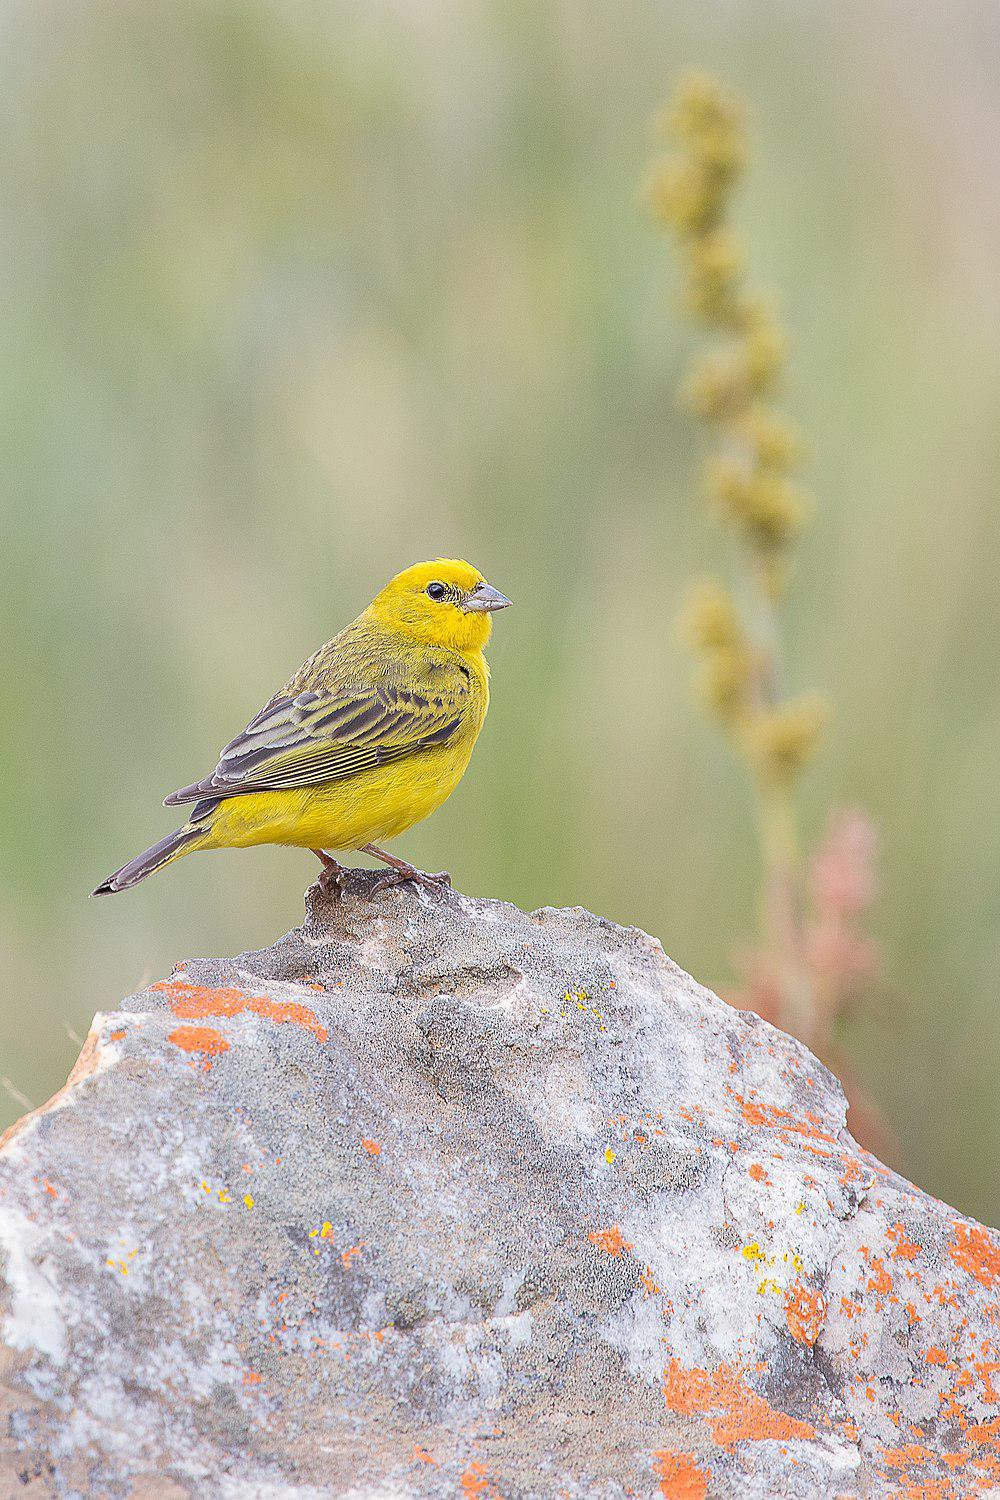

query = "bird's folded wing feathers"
164;675;468;806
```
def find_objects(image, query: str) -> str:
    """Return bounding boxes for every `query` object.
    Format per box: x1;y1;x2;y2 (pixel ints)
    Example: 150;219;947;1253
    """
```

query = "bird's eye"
426;581;447;600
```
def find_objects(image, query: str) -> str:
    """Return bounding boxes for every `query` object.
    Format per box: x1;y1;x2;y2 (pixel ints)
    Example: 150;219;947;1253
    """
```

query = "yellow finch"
93;559;510;897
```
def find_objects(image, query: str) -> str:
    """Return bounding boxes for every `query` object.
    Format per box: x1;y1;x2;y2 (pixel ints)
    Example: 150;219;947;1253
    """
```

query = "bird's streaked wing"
164;674;468;806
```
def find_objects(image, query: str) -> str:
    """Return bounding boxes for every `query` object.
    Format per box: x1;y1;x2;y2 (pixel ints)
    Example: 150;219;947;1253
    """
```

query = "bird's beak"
463;581;512;612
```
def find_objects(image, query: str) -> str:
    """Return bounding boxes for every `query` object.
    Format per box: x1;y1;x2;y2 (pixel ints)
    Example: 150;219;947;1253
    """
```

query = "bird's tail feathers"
91;824;202;896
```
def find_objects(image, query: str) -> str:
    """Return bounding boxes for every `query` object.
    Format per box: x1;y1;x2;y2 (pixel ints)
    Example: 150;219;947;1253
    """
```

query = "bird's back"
282;613;489;728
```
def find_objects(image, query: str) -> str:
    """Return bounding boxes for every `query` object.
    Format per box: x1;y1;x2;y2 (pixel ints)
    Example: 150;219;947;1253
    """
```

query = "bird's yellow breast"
202;739;474;852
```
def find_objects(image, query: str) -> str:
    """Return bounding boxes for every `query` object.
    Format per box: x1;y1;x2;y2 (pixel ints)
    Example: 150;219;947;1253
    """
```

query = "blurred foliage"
644;73;888;1158
2;0;1000;1223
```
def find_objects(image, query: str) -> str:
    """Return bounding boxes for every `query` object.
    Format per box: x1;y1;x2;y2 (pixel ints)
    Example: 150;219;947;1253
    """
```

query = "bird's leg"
359;843;452;897
311;849;350;900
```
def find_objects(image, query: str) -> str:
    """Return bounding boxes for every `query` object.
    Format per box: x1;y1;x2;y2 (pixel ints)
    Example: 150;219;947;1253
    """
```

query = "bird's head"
368;559;511;652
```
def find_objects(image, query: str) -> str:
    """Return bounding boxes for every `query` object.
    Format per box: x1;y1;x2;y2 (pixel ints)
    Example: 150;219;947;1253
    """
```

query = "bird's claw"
369;865;452;898
318;867;350;901
312;851;350;902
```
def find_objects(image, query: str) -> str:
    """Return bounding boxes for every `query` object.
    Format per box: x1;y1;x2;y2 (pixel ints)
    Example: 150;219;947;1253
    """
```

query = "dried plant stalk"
644;74;892;1156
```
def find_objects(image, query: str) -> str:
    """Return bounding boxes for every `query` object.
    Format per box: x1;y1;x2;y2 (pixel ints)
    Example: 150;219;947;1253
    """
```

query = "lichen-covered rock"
0;877;998;1498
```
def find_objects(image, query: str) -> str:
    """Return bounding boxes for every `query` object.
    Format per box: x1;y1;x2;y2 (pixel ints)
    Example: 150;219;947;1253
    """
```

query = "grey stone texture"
1;874;998;1497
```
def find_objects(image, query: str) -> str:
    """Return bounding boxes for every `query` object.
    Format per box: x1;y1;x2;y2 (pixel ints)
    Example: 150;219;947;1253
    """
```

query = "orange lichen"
785;1282;827;1346
361;1138;382;1156
975;1361;1000;1403
748;1163;769;1183
152;978;328;1043
662;1356;815;1447
862;1248;893;1295
460;1462;500;1497
879;1442;934;1469
588;1226;633;1258
167;1025;230;1071
109;1029;126;1041
948;1224;1000;1289
925;1346;950;1366
736;1098;771;1127
413;1445;437;1466
652;1450;709;1499
888;1222;922;1261
341;1241;365;1268
728;1090;838;1149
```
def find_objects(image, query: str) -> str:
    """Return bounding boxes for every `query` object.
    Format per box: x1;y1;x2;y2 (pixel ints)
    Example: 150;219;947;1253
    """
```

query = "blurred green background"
2;0;999;1221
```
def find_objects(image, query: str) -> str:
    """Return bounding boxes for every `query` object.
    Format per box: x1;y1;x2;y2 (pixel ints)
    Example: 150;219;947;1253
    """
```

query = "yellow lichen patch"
742;1239;807;1303
197;1177;246;1209
308;1221;336;1256
557;986;608;1033
104;1248;139;1277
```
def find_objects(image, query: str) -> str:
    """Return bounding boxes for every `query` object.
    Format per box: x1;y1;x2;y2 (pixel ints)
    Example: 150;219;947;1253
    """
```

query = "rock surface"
1;876;999;1498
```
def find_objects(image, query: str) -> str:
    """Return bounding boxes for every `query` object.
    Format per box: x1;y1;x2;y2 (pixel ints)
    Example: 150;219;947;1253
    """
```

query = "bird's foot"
311;850;350;901
369;864;452;897
359;843;452;898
